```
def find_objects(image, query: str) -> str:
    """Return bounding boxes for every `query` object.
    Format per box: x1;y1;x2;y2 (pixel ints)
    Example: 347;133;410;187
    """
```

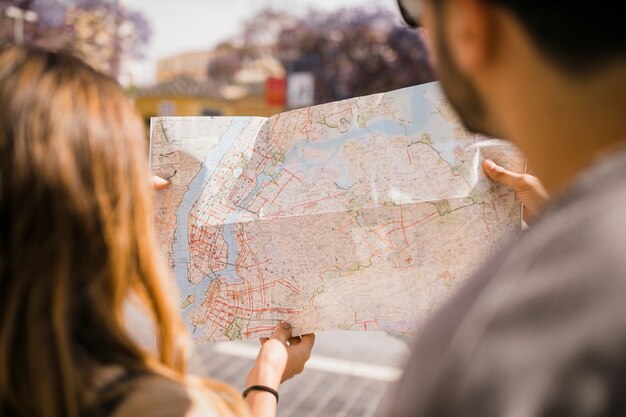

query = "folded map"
150;81;523;342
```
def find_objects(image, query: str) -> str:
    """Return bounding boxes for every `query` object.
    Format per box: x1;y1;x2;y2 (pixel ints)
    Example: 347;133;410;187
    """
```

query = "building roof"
136;75;221;100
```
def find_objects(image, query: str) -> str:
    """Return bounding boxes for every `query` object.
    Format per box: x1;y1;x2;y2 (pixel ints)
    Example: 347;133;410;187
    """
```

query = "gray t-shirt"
388;146;626;417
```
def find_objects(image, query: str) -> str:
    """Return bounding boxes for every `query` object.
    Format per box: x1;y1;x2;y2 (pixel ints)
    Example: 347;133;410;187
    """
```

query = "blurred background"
1;1;434;415
0;0;434;125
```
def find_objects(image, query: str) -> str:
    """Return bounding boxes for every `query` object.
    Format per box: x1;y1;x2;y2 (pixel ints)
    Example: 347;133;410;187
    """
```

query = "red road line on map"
205;303;230;331
245;326;279;337
374;220;401;231
215;298;297;315
401;211;439;229
399;205;409;245
237;231;268;305
236;258;271;269
245;280;254;308
323;107;353;118
277;279;302;295
491;200;500;221
270;175;293;204
299;106;315;136
292;192;346;210
382;211;439;243
269;113;280;138
482;204;494;241
283;168;304;183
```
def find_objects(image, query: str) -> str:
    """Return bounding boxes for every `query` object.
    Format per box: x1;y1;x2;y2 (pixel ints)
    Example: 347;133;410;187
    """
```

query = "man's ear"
445;0;497;73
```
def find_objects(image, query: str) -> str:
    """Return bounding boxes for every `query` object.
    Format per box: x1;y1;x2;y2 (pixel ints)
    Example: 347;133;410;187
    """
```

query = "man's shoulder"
484;157;626;321
388;153;626;417
505;157;626;281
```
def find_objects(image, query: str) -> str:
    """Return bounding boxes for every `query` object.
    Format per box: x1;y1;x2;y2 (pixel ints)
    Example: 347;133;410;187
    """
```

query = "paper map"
150;82;523;342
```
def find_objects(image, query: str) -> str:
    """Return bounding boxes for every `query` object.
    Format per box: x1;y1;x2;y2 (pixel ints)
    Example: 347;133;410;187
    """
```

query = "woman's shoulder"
107;371;224;417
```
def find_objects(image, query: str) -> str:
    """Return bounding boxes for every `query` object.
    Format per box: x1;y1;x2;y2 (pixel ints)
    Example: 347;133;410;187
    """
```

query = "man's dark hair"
486;1;626;74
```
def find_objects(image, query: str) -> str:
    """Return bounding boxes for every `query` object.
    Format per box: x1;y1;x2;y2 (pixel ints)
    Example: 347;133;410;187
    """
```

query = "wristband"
242;385;279;403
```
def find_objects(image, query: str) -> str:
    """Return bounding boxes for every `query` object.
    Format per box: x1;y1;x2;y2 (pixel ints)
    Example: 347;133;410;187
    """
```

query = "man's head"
398;0;626;139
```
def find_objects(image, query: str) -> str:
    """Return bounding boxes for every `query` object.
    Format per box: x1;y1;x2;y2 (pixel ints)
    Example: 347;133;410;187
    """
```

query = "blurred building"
134;74;284;129
135;49;286;126
155;50;215;83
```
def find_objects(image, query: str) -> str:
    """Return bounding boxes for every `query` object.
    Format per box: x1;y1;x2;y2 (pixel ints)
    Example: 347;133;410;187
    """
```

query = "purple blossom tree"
276;7;435;103
207;6;435;104
0;0;151;77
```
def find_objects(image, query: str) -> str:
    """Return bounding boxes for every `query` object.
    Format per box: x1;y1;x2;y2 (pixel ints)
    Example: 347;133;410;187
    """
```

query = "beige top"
89;367;222;417
114;375;221;417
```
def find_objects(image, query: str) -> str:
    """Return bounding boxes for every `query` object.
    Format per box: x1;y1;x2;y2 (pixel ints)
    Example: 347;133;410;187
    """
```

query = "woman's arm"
245;323;315;417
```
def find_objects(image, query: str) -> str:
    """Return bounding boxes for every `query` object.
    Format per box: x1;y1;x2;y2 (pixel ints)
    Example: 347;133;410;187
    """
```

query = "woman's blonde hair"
0;46;247;417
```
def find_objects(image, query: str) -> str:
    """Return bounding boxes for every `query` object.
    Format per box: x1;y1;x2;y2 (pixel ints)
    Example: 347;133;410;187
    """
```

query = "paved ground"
192;331;410;417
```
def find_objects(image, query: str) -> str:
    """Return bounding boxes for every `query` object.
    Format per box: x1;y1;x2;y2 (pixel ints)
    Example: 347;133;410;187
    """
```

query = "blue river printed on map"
172;118;254;335
236;83;459;219
279;83;459;197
